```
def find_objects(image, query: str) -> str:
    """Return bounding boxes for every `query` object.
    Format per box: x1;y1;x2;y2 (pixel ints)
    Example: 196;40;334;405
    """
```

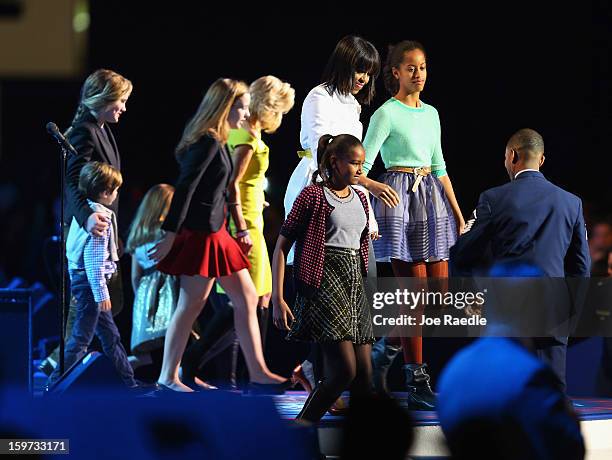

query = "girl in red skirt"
149;78;288;392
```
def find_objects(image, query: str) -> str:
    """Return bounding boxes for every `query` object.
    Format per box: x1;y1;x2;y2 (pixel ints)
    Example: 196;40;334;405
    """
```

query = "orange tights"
387;259;448;364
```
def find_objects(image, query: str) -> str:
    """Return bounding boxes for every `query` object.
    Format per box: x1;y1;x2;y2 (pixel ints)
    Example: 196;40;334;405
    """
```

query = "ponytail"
70;103;90;128
310;133;363;185
311;134;335;185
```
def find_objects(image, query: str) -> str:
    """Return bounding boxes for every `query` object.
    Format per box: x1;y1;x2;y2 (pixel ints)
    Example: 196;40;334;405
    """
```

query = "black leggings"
297;341;373;423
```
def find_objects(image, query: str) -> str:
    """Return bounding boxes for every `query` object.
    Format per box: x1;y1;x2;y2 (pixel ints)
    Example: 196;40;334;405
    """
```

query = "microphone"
46;122;79;156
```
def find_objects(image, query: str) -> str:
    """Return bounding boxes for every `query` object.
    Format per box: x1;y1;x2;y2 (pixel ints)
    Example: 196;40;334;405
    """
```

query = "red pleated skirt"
157;226;250;278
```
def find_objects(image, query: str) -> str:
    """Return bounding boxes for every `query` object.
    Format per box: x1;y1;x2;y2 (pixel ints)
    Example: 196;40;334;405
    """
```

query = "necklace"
326;186;354;203
329;187;350;198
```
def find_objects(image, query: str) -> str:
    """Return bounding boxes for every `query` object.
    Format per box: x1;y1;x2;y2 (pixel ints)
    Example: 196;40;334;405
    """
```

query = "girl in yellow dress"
227;75;295;346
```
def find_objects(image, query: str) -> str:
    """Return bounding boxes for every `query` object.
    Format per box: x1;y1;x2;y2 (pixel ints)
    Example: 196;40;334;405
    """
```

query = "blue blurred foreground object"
0;388;319;460
437;337;585;460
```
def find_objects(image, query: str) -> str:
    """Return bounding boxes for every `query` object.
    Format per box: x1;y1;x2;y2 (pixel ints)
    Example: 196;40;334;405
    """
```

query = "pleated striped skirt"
372;171;458;263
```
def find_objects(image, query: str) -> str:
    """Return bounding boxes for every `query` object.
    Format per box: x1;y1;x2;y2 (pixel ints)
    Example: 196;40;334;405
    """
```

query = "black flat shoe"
156;382;199;393
155;382;176;392
127;381;161;396
132;380;160;390
246;379;294;395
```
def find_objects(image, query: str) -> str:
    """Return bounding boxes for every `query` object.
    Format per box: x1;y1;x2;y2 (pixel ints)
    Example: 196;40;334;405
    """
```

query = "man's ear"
511;149;520;164
540;155;545;167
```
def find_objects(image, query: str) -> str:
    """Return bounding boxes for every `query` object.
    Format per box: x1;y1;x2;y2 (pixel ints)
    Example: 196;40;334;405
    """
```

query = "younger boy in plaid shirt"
47;161;137;389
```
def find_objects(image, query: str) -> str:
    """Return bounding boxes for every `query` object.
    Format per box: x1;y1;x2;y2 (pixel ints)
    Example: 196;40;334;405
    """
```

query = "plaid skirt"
287;247;375;344
372;171;458;262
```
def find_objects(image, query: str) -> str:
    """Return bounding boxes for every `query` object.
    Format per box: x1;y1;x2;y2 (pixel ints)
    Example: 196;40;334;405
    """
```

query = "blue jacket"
450;171;590;277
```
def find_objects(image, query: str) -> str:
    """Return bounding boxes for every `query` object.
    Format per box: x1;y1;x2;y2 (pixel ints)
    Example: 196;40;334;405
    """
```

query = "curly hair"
248;76;295;133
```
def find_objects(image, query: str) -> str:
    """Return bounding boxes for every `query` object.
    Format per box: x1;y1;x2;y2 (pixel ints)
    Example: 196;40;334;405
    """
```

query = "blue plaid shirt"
66;201;118;303
81;224;117;302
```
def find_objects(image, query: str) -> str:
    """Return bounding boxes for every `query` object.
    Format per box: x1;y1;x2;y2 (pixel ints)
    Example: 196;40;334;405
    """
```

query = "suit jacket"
65;112;121;228
162;135;233;234
450;171;590;277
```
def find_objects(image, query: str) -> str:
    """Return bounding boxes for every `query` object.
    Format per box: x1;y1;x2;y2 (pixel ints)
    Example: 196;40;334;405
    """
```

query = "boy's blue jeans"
47;270;136;387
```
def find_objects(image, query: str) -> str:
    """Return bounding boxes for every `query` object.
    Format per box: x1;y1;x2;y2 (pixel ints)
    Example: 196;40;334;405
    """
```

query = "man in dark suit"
450;128;591;391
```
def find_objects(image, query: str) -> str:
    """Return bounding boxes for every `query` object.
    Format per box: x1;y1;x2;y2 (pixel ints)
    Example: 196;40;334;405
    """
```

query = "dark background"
0;3;609;382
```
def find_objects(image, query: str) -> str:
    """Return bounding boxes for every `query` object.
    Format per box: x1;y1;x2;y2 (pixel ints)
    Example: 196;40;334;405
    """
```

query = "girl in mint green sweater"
360;40;465;410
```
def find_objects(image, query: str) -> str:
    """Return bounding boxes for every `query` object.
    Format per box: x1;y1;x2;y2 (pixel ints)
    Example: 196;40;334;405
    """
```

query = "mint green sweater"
363;98;447;177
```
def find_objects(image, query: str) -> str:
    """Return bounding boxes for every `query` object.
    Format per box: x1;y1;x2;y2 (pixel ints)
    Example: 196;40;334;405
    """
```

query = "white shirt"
285;85;363;211
283;85;377;264
513;168;539;179
300;84;363;163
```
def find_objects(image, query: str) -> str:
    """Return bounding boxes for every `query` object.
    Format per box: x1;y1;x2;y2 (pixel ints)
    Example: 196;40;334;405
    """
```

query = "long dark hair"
311;134;363;185
321;35;380;105
383;40;426;96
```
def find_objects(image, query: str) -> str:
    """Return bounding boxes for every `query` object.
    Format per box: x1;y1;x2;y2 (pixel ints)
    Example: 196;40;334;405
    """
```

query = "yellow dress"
227;128;272;296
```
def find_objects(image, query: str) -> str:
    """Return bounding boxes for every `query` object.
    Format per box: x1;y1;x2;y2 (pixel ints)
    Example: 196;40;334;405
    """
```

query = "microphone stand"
49;139;73;377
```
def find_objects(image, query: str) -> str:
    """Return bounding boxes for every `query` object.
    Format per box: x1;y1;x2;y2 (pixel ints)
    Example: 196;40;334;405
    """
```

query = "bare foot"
250;372;287;385
194;376;218;390
158;379;194;392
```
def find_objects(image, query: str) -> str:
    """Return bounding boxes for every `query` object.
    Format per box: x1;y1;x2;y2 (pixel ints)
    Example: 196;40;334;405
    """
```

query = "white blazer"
284;84;378;264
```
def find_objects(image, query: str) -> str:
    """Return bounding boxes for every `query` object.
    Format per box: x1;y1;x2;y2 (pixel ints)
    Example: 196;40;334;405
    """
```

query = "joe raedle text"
372;314;487;327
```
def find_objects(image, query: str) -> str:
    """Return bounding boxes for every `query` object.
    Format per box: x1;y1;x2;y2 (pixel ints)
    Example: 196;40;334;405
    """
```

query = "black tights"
297;341;373;423
257;306;269;351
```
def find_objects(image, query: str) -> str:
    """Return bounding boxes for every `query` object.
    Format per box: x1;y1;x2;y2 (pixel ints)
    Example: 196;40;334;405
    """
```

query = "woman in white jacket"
284;35;383;246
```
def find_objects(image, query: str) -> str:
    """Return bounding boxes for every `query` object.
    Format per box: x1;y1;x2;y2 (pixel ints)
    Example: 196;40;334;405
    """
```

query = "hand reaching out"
147;231;176;263
368;180;400;208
